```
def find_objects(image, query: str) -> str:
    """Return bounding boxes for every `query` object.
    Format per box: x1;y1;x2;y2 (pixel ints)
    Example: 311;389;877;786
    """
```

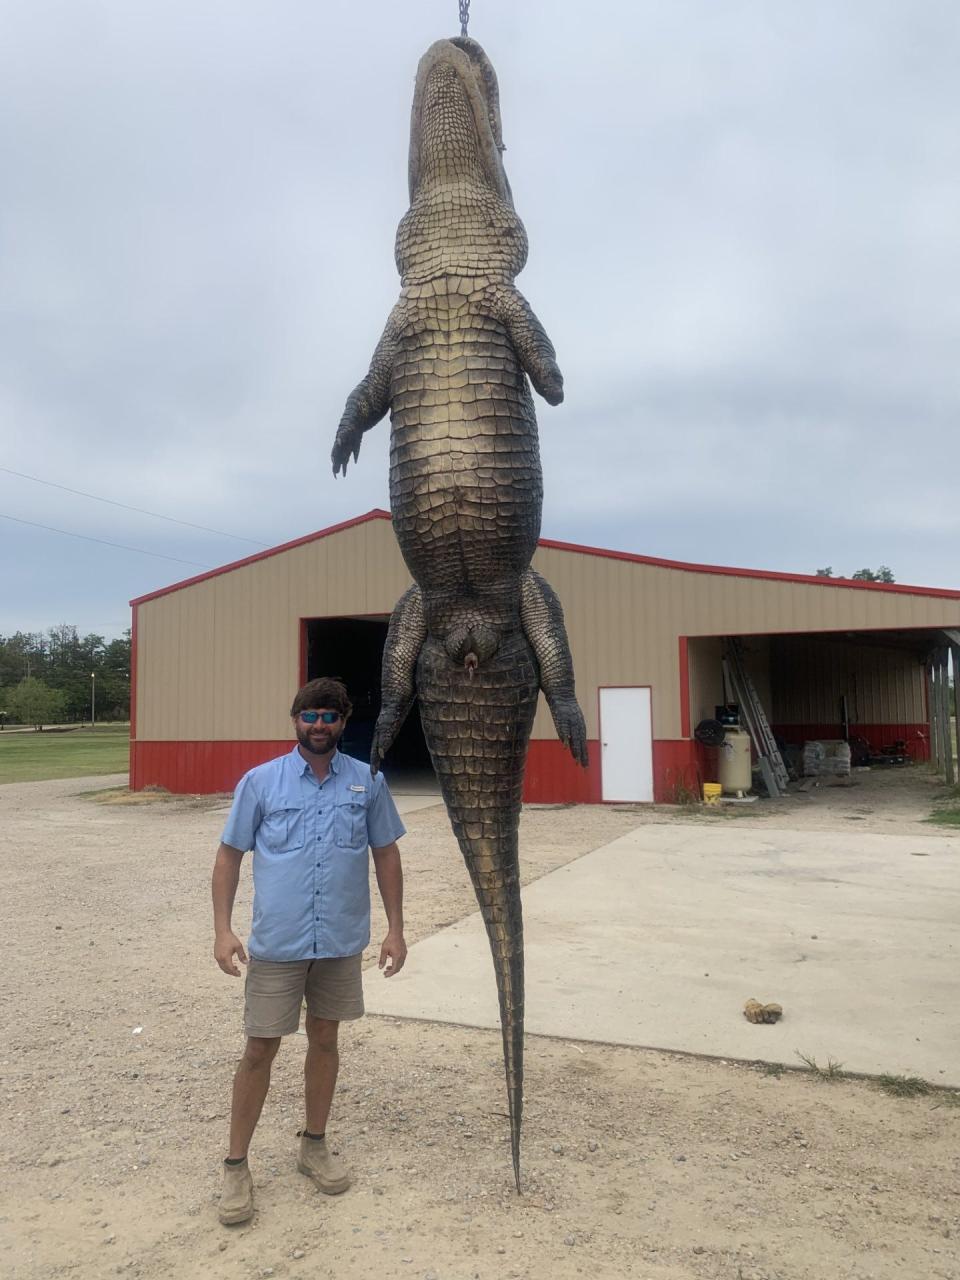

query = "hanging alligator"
331;36;587;1190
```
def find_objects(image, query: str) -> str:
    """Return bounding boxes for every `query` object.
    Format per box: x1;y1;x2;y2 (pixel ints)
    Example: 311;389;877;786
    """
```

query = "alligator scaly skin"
331;37;587;1190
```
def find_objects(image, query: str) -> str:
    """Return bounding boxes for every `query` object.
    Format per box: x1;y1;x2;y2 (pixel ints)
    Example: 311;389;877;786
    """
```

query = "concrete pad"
392;794;442;816
367;822;960;1085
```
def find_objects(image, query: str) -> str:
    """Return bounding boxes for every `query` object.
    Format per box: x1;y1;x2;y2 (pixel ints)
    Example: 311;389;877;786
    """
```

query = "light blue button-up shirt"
221;746;406;962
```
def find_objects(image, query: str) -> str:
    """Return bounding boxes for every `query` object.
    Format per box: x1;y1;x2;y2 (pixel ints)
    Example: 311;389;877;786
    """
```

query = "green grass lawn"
928;808;960;827
0;724;130;784
927;783;960;828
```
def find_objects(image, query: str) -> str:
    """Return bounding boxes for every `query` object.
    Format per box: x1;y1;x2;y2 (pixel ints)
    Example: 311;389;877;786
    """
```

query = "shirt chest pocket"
335;794;368;848
260;805;305;854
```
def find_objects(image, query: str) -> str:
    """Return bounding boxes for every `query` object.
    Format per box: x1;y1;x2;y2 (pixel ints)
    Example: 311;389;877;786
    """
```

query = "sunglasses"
299;711;342;725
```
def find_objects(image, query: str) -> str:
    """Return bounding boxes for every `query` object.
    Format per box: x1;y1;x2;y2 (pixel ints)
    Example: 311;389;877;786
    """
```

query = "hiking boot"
219;1157;254;1225
297;1132;350;1194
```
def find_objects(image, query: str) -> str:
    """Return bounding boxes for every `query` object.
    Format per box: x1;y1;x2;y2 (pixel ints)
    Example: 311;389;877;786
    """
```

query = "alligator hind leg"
520;569;588;767
370;584;426;775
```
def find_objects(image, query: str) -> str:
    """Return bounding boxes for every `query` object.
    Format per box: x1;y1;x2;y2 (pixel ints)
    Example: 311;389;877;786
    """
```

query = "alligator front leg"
520;569;588;767
488;284;564;405
331;304;404;477
370;584;426;775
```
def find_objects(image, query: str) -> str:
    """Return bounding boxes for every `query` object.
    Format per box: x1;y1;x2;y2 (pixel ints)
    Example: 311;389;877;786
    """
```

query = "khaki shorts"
243;954;364;1038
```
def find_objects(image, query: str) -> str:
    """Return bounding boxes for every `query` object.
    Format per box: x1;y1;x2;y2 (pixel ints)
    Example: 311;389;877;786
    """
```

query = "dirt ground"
3;767;959;1280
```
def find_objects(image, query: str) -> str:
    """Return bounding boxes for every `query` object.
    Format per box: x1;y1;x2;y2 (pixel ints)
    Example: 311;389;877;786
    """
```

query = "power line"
0;467;270;547
0;512;214;569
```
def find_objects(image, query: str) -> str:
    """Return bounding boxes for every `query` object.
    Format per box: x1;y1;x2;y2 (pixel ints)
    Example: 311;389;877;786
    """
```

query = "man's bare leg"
228;1036;281;1159
303;1015;340;1134
299;1015;350;1193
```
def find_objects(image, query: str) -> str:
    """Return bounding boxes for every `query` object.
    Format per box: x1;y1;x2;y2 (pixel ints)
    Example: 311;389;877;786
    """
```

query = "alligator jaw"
408;38;512;206
398;37;528;286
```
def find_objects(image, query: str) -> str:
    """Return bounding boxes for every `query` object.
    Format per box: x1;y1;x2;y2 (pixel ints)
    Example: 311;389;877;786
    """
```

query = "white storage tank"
719;729;752;796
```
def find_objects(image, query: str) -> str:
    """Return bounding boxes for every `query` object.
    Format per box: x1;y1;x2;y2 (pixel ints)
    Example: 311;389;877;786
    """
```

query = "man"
212;677;407;1226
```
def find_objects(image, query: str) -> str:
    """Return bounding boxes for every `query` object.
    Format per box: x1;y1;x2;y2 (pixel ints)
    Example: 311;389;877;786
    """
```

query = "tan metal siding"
770;636;926;725
136;520;412;741
137;519;960;746
682;632;928;739
535;549;959;739
531;548;688;739
688;637;724;727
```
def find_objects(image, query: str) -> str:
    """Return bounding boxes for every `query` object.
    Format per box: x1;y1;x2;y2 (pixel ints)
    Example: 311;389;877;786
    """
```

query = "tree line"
815;565;895;583
0;626;131;728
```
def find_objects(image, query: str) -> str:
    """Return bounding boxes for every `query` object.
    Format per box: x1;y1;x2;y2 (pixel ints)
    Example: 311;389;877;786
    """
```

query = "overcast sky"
2;1;958;638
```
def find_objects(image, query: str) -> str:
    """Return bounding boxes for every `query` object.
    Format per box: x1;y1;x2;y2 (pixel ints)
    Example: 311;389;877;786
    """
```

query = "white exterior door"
600;686;654;802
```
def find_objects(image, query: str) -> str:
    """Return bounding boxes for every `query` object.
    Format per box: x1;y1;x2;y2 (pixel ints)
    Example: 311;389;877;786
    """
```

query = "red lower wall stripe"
772;723;930;761
132;738;701;804
130;741;293;796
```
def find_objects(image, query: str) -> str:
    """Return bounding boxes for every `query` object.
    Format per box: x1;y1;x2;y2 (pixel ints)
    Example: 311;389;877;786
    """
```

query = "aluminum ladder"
723;639;790;796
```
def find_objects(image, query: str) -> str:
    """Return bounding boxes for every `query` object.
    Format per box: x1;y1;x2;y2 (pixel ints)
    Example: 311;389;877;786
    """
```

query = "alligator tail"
416;628;539;1191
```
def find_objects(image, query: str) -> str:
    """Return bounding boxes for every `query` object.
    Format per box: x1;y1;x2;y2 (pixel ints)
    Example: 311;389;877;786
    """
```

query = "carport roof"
130;508;960;607
735;626;960;660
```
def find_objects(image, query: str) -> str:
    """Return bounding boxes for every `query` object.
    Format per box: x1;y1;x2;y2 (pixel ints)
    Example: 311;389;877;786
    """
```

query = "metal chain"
459;0;470;38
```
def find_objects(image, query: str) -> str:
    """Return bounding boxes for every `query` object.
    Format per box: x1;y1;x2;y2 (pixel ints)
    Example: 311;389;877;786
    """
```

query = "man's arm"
212;842;248;976
371;841;406;976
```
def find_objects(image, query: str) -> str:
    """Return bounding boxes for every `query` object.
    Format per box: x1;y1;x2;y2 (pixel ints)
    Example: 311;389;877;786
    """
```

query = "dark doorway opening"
303;616;435;788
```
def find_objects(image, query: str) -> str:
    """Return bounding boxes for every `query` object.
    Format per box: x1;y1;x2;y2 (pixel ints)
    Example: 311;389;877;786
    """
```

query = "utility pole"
91;672;96;730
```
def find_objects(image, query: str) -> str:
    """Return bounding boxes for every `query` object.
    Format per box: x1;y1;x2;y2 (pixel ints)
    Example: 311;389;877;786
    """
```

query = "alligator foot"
331;419;364;476
370;697;409;776
547;695;588;768
534;357;564;406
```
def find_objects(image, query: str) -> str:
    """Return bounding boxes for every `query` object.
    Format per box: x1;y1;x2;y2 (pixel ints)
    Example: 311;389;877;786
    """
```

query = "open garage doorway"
686;630;939;764
684;628;956;805
303;616;437;792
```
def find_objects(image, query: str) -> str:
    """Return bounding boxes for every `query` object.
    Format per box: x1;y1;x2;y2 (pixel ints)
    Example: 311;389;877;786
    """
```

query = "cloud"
0;1;958;637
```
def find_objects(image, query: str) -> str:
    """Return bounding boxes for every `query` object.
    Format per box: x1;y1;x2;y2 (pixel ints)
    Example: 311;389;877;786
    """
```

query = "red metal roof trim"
537;536;960;601
129;509;392;606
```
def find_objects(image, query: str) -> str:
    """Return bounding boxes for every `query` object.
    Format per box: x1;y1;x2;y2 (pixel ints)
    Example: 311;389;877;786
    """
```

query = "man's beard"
296;724;342;756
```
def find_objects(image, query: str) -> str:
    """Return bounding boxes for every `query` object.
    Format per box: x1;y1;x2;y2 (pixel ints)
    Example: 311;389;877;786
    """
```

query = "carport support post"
932;650;953;782
929;660;942;773
953;645;960;786
943;650;956;786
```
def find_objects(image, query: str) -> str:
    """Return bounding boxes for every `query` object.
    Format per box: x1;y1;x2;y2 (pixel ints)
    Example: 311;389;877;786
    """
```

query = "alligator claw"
369;701;406;776
537;361;564;406
331;422;363;477
369;725;389;777
550;698;588;768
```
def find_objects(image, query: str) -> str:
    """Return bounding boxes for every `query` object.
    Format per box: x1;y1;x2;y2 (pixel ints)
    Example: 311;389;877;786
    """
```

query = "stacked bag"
801;740;852;778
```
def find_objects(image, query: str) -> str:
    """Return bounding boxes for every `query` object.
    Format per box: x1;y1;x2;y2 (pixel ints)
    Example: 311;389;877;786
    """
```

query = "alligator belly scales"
332;36;587;1190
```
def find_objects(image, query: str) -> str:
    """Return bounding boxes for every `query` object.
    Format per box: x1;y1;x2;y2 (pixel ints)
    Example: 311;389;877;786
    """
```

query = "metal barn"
130;510;960;802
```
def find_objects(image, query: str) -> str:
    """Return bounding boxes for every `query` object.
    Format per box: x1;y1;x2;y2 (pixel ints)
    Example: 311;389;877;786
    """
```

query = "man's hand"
378;930;407;977
214;931;248;977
